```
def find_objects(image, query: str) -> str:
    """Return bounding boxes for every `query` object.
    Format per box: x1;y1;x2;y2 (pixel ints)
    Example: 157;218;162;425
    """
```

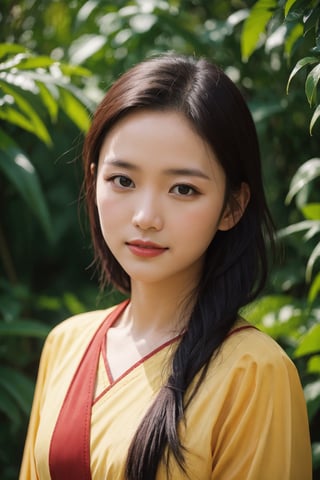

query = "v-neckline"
100;301;183;387
101;327;182;386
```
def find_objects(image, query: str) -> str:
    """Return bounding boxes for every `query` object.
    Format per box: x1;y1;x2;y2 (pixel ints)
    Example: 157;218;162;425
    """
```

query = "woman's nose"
132;192;163;231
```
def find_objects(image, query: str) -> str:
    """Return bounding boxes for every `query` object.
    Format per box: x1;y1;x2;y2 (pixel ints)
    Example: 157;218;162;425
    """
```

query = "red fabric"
49;301;128;480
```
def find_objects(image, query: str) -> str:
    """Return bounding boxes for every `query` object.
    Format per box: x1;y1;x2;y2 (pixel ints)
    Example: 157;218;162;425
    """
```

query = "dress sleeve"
19;332;54;480
210;348;312;480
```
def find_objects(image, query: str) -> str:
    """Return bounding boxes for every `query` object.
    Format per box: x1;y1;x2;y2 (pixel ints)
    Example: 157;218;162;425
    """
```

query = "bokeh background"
0;1;319;478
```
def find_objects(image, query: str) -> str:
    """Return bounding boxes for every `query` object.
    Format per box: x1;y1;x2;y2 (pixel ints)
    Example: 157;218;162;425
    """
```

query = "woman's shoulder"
36;303;122;374
195;318;303;409
214;317;296;373
43;304;119;353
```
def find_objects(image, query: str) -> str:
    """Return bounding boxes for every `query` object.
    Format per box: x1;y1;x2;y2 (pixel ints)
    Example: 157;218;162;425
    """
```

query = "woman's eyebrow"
163;168;211;180
103;158;138;170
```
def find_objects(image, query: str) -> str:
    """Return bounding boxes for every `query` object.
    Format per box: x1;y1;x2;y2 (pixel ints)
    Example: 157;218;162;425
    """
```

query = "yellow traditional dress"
20;301;312;479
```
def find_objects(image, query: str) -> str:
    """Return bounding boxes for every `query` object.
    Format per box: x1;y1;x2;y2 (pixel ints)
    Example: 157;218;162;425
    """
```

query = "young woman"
20;54;312;480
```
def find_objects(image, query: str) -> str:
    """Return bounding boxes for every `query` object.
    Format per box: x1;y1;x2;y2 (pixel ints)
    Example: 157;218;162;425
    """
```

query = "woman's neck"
123;279;196;339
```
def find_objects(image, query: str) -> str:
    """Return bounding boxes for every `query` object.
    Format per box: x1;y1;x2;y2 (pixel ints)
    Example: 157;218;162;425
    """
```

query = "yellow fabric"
20;305;312;480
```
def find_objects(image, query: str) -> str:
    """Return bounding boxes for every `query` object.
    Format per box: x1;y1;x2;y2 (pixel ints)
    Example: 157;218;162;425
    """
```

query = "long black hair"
83;54;275;479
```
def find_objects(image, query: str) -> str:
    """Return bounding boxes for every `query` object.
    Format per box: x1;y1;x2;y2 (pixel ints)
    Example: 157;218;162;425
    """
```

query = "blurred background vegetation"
0;0;319;478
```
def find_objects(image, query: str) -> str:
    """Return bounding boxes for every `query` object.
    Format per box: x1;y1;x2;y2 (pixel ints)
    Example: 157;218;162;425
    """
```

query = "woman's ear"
90;162;96;176
90;163;97;205
218;182;250;231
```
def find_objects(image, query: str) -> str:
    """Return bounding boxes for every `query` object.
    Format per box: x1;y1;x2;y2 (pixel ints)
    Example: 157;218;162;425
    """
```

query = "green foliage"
241;0;277;61
241;0;320;131
0;43;92;141
0;43;92;244
281;157;320;282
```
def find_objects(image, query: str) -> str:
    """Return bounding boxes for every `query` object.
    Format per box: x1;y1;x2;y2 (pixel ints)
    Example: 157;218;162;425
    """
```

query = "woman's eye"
110;175;134;188
171;184;197;196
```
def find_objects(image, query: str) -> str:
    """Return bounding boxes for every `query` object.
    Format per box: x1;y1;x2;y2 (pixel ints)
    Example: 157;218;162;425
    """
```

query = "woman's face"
95;109;235;289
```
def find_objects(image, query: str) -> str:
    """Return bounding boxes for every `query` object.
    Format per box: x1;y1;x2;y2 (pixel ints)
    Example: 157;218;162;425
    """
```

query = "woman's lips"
126;240;168;258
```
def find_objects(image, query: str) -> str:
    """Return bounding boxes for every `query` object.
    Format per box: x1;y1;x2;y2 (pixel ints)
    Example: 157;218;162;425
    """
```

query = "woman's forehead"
98;109;222;175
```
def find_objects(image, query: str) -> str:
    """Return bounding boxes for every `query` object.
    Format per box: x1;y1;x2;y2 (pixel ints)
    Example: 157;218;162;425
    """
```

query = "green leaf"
0;319;50;338
10;55;55;70
284;22;303;58
286;56;318;93
68;34;106;65
59;63;91;77
244;294;295;323
306;241;320;282
278;220;320;238
36;295;62;311
304;379;320;421
241;0;277;61
63;293;86;315
0;366;34;415
301;203;320;220
294;323;320;357
0;79;52;144
0;43;27;60
310;103;320;134
308;271;320;304
284;0;298;17
305;63;320;106
243;295;305;339
0;61;93;132
286;158;320;204
58;87;91;132
284;0;307;20
0;129;53;240
37;82;59;123
0;103;36;134
303;5;320;35
307;355;320;374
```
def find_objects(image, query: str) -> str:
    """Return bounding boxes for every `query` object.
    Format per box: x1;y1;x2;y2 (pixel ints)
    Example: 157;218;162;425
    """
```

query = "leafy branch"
241;0;320;133
0;43;93;244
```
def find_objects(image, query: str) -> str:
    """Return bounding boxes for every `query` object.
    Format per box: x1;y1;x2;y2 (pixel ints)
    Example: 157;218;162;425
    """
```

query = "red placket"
49;300;129;480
